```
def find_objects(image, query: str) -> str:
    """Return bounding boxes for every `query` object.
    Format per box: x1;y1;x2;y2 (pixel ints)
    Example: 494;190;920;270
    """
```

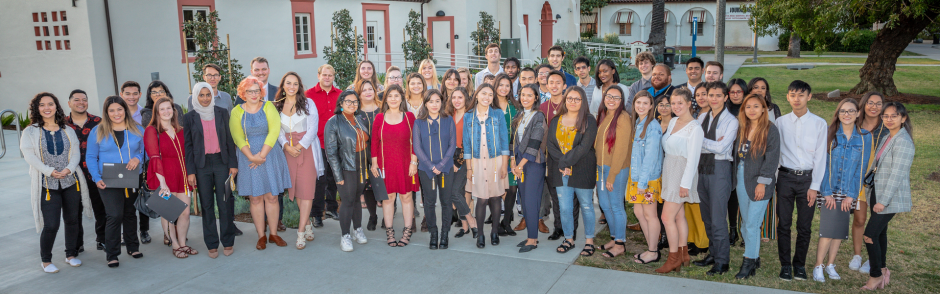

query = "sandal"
180;246;198;255
599;240;617;251
128;251;143;259
580;244;596;256
164;234;171;247
172;247;189;259
634;250;661;264
296;231;306;250
598;218;607;225
386;228;398;247
602;241;627;258
398;226;413;247
556;240;575;253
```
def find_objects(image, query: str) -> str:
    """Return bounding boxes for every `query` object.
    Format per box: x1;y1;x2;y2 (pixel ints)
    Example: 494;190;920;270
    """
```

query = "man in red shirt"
305;64;340;227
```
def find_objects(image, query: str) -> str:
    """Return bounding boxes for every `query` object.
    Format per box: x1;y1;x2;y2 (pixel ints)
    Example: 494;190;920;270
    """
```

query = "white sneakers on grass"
341;234;353;252
354;228;368;244
849;255;863;270
813;265;826;282
826;264;841;280
860;259;871;274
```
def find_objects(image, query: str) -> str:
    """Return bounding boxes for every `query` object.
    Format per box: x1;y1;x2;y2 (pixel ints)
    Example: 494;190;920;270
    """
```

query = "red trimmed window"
177;0;215;63
56;40;62;50
291;0;316;59
60;11;67;21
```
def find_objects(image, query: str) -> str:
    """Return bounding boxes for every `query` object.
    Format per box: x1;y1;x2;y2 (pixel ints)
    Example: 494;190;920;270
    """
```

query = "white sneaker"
340;234;353;252
42;263;59;273
418;202;424;208
859;259;871;274
354;228;368;244
849;255;862;271
826;264;841;280
65;257;82;267
813;265;826;282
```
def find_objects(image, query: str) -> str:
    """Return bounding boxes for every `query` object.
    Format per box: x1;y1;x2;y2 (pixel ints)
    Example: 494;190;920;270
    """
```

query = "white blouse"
662;117;704;189
277;101;325;176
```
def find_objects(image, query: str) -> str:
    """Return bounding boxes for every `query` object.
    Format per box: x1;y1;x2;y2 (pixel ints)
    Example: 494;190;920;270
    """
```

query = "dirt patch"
813;92;940;104
234;213;252;223
928;170;940;183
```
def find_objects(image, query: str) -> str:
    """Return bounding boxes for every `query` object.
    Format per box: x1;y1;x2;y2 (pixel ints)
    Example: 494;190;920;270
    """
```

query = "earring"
340;107;344;111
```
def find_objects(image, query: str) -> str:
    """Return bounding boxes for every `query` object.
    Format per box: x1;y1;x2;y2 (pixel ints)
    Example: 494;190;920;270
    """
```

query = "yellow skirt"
685;203;709;248
626;178;662;204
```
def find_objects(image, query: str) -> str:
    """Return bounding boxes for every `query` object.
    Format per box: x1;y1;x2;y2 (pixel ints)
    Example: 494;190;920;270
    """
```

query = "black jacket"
182;107;238;174
546;115;597;189
731;124;781;201
324;112;371;183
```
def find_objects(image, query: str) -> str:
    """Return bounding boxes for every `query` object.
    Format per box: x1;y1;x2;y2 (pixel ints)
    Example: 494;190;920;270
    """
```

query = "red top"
305;83;341;148
371;112;420;194
144;126;190;193
540;99;563;124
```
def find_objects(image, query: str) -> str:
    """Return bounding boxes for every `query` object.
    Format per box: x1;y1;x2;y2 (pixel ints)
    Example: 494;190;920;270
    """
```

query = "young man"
573;56;596;109
775;80;827;281
475;43;503;88
679;57;705;112
691;81;740;276
187;63;233;112
540;70;580;240
504;57;521;94
236;57;278;104
118;81;152;244
546;45;577;86
304;64;341;227
704;61;724;83
65;89;104;251
536;64;555;103
518;67;536;88
642;64;675;102
627;51;656;102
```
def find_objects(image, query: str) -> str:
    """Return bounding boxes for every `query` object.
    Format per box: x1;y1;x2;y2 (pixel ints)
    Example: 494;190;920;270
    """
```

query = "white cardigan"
20;125;93;233
277;101;325;176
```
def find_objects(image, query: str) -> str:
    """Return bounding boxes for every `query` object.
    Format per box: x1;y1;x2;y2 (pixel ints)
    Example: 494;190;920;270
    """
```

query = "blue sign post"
691;17;698;57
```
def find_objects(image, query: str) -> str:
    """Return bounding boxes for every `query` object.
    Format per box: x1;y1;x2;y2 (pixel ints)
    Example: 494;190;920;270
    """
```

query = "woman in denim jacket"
627;91;664;264
813;98;873;282
463;83;510;248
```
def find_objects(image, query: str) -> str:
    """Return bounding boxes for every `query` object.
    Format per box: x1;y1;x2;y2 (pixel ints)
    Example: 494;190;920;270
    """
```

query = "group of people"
24;43;914;291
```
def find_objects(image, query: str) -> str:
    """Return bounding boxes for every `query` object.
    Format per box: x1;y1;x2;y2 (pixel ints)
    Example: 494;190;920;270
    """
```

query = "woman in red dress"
371;84;420;247
144;97;195;258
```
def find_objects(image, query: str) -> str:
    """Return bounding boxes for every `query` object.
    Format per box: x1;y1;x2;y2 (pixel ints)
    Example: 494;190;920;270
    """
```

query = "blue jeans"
556;176;596;239
596;165;628;242
736;163;769;259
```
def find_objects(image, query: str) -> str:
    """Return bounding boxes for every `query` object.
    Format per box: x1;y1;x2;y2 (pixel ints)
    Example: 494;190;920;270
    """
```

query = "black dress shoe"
140;231;152;244
96;242;105;250
78;246;84;253
234;226;244;236
471;228;479;239
657;232;668;250
325;211;339;220
517;240;538;247
779;265;793;280
490;232;500;246
693;254;716;267
728;230;739;247
498;224;509;236
455;228;470;238
735;257;758;279
793;266;807;280
755;257;761;269
439;233;449;249
313;217;324;228
429;231;439;250
706;263;730;276
367;217;377;231
548;228;563;241
476;235;486;248
687;243;701;256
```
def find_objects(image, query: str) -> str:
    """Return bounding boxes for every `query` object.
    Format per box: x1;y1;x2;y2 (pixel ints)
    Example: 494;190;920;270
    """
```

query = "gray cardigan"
513;110;548;164
867;128;914;214
732;124;781;201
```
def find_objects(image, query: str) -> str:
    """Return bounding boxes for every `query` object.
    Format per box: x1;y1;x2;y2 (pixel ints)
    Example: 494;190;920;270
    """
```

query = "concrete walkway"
740;63;940;68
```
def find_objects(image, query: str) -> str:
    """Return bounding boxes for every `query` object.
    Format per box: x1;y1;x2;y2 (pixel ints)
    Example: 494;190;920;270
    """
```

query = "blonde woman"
419;59;440;90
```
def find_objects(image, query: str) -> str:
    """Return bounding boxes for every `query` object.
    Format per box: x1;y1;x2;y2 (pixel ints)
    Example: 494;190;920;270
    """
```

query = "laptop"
146;192;189;223
101;163;140;189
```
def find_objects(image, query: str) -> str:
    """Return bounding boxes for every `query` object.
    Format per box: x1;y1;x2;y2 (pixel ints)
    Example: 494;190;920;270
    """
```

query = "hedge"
778;30;877;53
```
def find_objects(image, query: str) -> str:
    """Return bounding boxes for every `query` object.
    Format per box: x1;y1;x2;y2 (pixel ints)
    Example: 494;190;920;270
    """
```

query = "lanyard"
112;129;131;198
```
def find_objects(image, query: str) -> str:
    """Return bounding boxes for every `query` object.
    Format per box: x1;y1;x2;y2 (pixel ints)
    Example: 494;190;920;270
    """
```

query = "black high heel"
471;227;479;239
491;232;500;246
476;234;485;248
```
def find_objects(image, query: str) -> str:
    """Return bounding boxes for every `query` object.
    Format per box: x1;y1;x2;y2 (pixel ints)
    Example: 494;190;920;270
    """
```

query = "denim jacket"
463;108;510;159
629;116;663;189
820;125;873;199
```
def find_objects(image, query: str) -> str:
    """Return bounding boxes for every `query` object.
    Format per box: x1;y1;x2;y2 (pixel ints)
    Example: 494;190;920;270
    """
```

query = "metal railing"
365;52;538;72
582;42;632;59
0;109;23;159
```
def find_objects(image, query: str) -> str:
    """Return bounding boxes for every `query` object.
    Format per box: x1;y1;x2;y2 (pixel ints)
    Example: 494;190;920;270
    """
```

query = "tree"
470;11;501;56
402;10;435;72
647;0;666;56
580;0;610;15
182;11;245;103
323;9;364;90
742;0;819;58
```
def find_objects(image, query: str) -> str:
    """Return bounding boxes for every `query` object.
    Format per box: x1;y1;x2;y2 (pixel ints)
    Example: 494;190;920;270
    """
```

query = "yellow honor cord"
125;188;129;198
520;171;524;183
46;189;51;201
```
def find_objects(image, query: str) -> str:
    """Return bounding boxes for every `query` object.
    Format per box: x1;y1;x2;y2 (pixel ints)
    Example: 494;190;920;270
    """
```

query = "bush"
778;29;876;53
553;40;589;73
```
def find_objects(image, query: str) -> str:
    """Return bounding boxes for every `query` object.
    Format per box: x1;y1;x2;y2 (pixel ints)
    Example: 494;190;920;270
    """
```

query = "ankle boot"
729;229;739;247
471;227;479;239
476;234;486;248
491;232;500;246
735;257;758;279
680;246;690;267
657;232;668;250
428;231;439;250
439;232;449;250
655;251;682;273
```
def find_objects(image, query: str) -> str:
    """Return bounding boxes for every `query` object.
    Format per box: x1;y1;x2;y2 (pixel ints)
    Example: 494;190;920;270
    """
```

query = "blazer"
546;115;598;189
513;110;548;164
21;125;93;233
86;125;146;183
413;116;457;174
182;106;238;174
324;112;371;183
868;128;914;214
732;124;781;201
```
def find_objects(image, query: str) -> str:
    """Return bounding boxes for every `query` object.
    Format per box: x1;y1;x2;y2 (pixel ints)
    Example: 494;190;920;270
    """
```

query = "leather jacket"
324;112;371;183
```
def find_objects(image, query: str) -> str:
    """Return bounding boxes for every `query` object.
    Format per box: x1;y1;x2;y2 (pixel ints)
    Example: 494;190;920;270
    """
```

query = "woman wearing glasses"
594;86;633;258
325;90;372;251
141;81;183;127
849;91;888;273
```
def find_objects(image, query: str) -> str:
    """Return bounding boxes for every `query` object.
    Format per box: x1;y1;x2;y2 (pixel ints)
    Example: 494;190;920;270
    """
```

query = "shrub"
323;9;364;90
778;29;876;53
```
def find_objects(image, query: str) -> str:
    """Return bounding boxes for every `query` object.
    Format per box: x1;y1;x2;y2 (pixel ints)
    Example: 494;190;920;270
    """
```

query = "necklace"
548;100;561;115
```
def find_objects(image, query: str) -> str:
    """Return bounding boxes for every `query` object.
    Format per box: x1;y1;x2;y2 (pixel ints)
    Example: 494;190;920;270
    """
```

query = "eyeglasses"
657;104;670;108
730;90;744;95
537;73;548;76
575;66;588;71
566;97;582;103
867;101;883;107
150;90;166;95
342;100;360;105
246;89;261;94
838;109;858;115
881;114;900;120
604;94;622;101
204;73;221;78
387;76;402;81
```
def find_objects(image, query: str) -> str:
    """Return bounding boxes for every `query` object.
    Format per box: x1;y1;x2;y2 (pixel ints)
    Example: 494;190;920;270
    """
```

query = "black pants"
99;187;140;261
728;189;739;230
419;170;455;233
363;186;377;221
87;185;106;243
40;186;82;262
775;171;815;267
449;165;472;217
475;197;501;234
196;153;236;250
519;162;546;239
338;170;366;235
864;190;894;278
548;180;579;231
500;186;518;228
314;148;339;216
138;172;150;233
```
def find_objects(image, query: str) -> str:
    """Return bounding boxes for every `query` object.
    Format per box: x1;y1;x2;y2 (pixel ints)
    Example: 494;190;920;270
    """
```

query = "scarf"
190;82;215;121
648;84;671;98
698;109;722;174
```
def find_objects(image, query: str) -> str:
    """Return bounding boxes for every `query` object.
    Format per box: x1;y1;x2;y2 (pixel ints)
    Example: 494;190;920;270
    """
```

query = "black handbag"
863;167;877;186
134;134;160;219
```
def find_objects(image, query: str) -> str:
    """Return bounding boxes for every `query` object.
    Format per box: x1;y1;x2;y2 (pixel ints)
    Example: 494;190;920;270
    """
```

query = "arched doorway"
539;1;554;58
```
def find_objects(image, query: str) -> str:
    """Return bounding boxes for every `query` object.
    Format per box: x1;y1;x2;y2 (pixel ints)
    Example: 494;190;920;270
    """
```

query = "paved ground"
0;129;800;294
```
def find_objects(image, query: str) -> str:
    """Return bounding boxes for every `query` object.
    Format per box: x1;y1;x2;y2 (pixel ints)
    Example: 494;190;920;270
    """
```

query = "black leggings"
864;191;895;278
363;188;377;221
728;189;739;230
99;187;140;261
338;170;366;235
40;186;82;263
501;186;518;227
475;197;501;235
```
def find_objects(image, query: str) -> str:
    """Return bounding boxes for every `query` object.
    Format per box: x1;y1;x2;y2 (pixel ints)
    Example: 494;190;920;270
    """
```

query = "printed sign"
727;6;750;21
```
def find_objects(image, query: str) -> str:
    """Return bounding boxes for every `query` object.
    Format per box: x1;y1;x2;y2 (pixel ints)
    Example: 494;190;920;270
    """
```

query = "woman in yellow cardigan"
230;76;292;250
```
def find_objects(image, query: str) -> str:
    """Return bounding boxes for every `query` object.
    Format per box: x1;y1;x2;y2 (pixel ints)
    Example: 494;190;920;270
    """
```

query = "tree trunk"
647;0;666;56
850;10;939;96
715;0;726;64
788;31;801;58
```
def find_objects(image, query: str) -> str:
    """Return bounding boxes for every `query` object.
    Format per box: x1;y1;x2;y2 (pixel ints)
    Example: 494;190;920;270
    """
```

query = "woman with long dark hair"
746;77;782;121
441;69;461;99
141;80;183;126
494;73;521;236
357;80;382;230
849;91;889;273
371;84;420;247
413;89;457;249
590;59;629;117
446;87;480;239
145;97;195;258
463;83;510;248
594;85;633;258
724;78;748;248
325;90;372;251
511;84;547;252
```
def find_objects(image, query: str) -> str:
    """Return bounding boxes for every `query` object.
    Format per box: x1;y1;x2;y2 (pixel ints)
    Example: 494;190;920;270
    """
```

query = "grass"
693;50;924;57
576;66;940;293
744;57;940;65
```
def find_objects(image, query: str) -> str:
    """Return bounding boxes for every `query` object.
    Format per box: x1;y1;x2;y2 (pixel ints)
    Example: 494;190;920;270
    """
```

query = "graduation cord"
427;116;444;190
39;129;79;201
342;113;368;184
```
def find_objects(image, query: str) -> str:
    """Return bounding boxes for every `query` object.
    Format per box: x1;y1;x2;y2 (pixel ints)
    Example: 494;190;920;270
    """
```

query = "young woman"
405;73;427;122
860;102;914;290
87;96;146;267
494;73;521;236
378;66;403;102
371;84;420;247
511;84;547;252
183;82;238;258
145;97;195;258
547;87;598;256
590;59;628;117
230;76;292;250
22;92;91;272
419;59;440;89
447;87;480;239
441;69;461;99
413;89;457;250
274;72;324;250
655;96;673;133
141;80;183;126
850;91;888;272
346;60;383;92
724;78;749;248
325;90;371;252
594;86;633;258
812;98;873;282
457;67;473;90
745;78;779;243
731;94;781;279
357;80;382;230
463;83;510;248
628;91;664;263
684;85;711;256
693;84;710;117
656;88;704;273
747;77;782;122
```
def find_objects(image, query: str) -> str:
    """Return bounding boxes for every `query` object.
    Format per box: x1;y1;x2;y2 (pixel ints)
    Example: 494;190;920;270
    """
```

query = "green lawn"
576;66;940;293
693;50;923;57
744;57;940;65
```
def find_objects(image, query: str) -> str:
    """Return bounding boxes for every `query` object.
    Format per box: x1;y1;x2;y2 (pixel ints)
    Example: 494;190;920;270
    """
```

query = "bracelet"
410;161;418;166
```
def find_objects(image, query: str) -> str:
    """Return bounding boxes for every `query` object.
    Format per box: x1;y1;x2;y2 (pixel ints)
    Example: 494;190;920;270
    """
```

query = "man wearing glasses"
188;64;233;112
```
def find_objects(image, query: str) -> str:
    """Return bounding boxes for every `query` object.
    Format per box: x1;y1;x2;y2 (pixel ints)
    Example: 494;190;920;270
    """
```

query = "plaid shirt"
65;114;102;182
870;128;915;214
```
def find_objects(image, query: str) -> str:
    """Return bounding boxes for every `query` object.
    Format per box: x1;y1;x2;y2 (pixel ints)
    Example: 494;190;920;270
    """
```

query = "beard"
652;80;667;89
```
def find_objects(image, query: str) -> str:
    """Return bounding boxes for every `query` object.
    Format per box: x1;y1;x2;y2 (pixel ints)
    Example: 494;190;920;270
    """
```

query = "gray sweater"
732;124;781;201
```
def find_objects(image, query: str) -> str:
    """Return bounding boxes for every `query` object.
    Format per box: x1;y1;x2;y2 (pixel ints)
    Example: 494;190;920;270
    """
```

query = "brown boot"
627;223;642;231
538;219;550;233
513;219;527;231
655;251;682;273
680;246;690;267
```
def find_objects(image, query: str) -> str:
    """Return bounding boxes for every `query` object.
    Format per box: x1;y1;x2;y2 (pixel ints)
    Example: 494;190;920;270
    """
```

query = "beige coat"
20;125;92;233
